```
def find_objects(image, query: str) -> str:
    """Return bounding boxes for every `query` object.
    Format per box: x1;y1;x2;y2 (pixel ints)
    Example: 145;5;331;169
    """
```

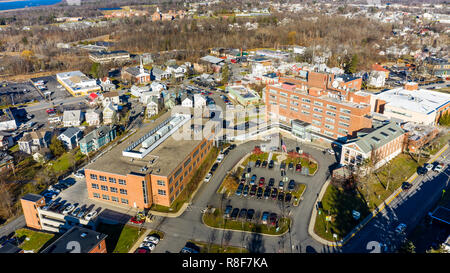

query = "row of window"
91;184;127;195
93;193;128;204
90;174;126;185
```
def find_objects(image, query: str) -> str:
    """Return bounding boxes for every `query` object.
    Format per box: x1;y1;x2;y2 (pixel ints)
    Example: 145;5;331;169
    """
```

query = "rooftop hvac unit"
142;135;157;148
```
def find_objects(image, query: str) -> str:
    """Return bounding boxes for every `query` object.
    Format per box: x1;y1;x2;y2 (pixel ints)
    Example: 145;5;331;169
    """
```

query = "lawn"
15;228;55;252
314;152;427;242
96;223;142;253
189;240;249;253
283;157;318;175
203;209;290;236
292;183;306;206
242;152;269;167
424;133;450;156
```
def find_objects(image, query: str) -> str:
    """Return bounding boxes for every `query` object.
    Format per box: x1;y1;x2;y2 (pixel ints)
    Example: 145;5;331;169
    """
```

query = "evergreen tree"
49;135;66;157
344;54;359;74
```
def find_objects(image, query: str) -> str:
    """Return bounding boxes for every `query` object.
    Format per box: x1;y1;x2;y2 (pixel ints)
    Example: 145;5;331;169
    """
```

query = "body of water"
0;0;62;11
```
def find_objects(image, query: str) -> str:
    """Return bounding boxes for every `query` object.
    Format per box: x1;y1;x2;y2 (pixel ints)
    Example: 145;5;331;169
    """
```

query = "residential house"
147;97;160;118
88;93;100;106
101;91;120;107
0;132;14;150
193;94;207;108
85;109;102;126
18;130;51;154
32;148;52;163
130;85;150;98
368;70;386;88
151;67;171;81
58;127;83;150
63;110;83;127
0;108;17;131
164;96;176;109
79;125;116;155
103;103;118;124
181;95;193;108
99;77;116;92
0;152;14;173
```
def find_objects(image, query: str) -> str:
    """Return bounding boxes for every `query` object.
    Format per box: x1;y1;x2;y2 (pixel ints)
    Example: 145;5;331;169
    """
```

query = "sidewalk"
128;229;151;253
308;144;449;247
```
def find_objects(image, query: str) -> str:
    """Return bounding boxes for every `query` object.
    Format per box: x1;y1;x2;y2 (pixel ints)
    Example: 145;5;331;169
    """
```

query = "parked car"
71;207;81;217
250;185;257;196
278;181;284;190
264;187;271;199
229;144;236;150
135;247;150;253
271;188;278;200
434;163;445;173
262;160;268;168
261;211;270;224
395;223;407;234
246;209;255;221
84;210;98;221
269;213;277;226
258;177;265;187
425;163;433;172
401;182;412;191
62;204;75;215
326;149;335;155
243;184;249;197
288;162;294;170
255;160;261;168
250;174;257;185
239;209;247;220
204;172;212;183
74;172;85;179
288;180;296;191
280;162;286;171
224;205;233;218
285;193;292;203
417;167;427;175
278;192;285;202
211;163;219;172
257;187;263;199
231;208;240;220
236;183;244;196
268;160;274;169
268;178;275;187
296;164;302;172
144;235;160;245
139;242;156;251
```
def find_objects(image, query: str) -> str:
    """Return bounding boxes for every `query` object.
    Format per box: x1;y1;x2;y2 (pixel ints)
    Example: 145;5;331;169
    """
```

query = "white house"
146;98;159;118
368;71;386;88
63;110;83;127
181;96;193;108
58;127;83;150
85;109;102;126
130;85;150;98
194;94;207;108
103;102;117;124
101;91;120;107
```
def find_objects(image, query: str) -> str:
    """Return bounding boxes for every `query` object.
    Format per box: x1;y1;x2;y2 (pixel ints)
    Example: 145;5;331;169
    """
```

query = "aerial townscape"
0;0;449;259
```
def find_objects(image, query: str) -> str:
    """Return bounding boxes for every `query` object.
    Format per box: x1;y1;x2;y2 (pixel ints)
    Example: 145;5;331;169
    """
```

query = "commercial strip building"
88;50;130;64
84;111;216;209
226;85;261;106
56;71;101;97
371;83;450;126
264;71;371;142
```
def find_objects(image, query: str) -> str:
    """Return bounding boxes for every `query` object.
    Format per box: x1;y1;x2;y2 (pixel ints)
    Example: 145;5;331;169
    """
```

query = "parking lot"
30;76;72;101
0;81;43;105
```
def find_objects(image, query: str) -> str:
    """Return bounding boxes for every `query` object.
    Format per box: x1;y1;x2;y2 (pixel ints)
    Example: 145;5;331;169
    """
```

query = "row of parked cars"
224;206;279;226
254;159;307;177
204;144;237;183
41;179;76;200
418;162;445;175
135;234;161;253
41;197;100;221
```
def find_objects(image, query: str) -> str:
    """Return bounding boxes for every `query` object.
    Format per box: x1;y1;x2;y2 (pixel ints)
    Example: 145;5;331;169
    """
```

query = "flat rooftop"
376;87;450;114
86;111;212;177
41;226;107;253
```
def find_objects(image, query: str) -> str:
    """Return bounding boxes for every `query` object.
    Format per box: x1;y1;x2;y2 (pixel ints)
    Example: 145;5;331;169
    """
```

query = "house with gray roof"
63;110;83;127
340;122;406;170
79;125;116;155
151;67;171;81
58;127;83;150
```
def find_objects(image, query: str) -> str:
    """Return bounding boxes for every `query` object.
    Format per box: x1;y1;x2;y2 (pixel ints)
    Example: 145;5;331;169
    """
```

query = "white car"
434;163;444;173
139;242;156;251
326;149;335;155
216;157;223;163
144;235;160;245
204;172;213;183
425;163;433;172
395;223;407;234
63;204;75;215
74;172;85;179
84;211;98;221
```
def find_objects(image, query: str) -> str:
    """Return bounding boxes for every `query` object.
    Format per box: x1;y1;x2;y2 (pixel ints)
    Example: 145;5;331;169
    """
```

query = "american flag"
281;138;287;153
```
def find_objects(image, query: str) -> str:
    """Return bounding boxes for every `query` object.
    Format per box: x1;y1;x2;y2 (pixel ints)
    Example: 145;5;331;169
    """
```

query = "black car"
280;162;286;171
288;162;294;170
247;167;252;173
255;160;261;168
278;192;285;201
239;209;247;220
229;144;236;150
262;161;268;168
243;184;249;197
224;205;233;218
288;180;296;191
268;178;275;187
211;163;219;172
401;182;413;191
250;185;257;196
285;193;292;203
417;167;427;175
268;160;274;169
230;208;240;220
246;209;255;221
264;187;271;199
271;188;278;200
256;187;263;199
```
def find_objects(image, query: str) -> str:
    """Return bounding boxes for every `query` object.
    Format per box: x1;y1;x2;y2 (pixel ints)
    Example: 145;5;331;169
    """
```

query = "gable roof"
60;127;82;138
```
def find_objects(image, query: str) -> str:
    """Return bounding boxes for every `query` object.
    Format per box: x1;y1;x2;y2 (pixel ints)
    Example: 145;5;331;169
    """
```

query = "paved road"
340;148;450;253
0;215;25;238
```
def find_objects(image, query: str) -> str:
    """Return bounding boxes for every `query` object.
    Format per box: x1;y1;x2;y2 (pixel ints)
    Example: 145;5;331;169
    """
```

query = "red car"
295;164;302;172
135;247;150;253
130;217;144;224
258;177;265;187
46;108;55;114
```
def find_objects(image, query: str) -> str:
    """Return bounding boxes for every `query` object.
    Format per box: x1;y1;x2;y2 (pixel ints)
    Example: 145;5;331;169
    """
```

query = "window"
90;174;98;180
301;110;310;115
121;198;128;204
99;175;106;182
313;107;323;113
91;183;99;189
170;196;174;203
201;142;206;150
302;104;310;109
313;113;322;119
174;166;183;178
279;97;288;103
314;101;323;107
269;95;276;100
324;131;334;137
109;177;116;183
93;193;100;198
291;95;300;100
193;149;199;158
279;104;287;109
102;194;109;200
157;180;165;186
175;180;179;188
290;100;299;106
341;108;351;114
312;120;321;126
118;179;126;185
101;185;108;191
158;189;166;196
269;89;277;94
325;124;334;130
325;117;335;123
142;180;148;204
339;121;349;127
279;92;288;97
340;115;350;121
184;171;188;177
302;98;311;103
170;186;173;193
290;107;298;112
111;196;119;202
326;111;336;117
180;185;184;191
327;104;337;110
338;128;348;135
110;187;117;193
120;189;127;195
